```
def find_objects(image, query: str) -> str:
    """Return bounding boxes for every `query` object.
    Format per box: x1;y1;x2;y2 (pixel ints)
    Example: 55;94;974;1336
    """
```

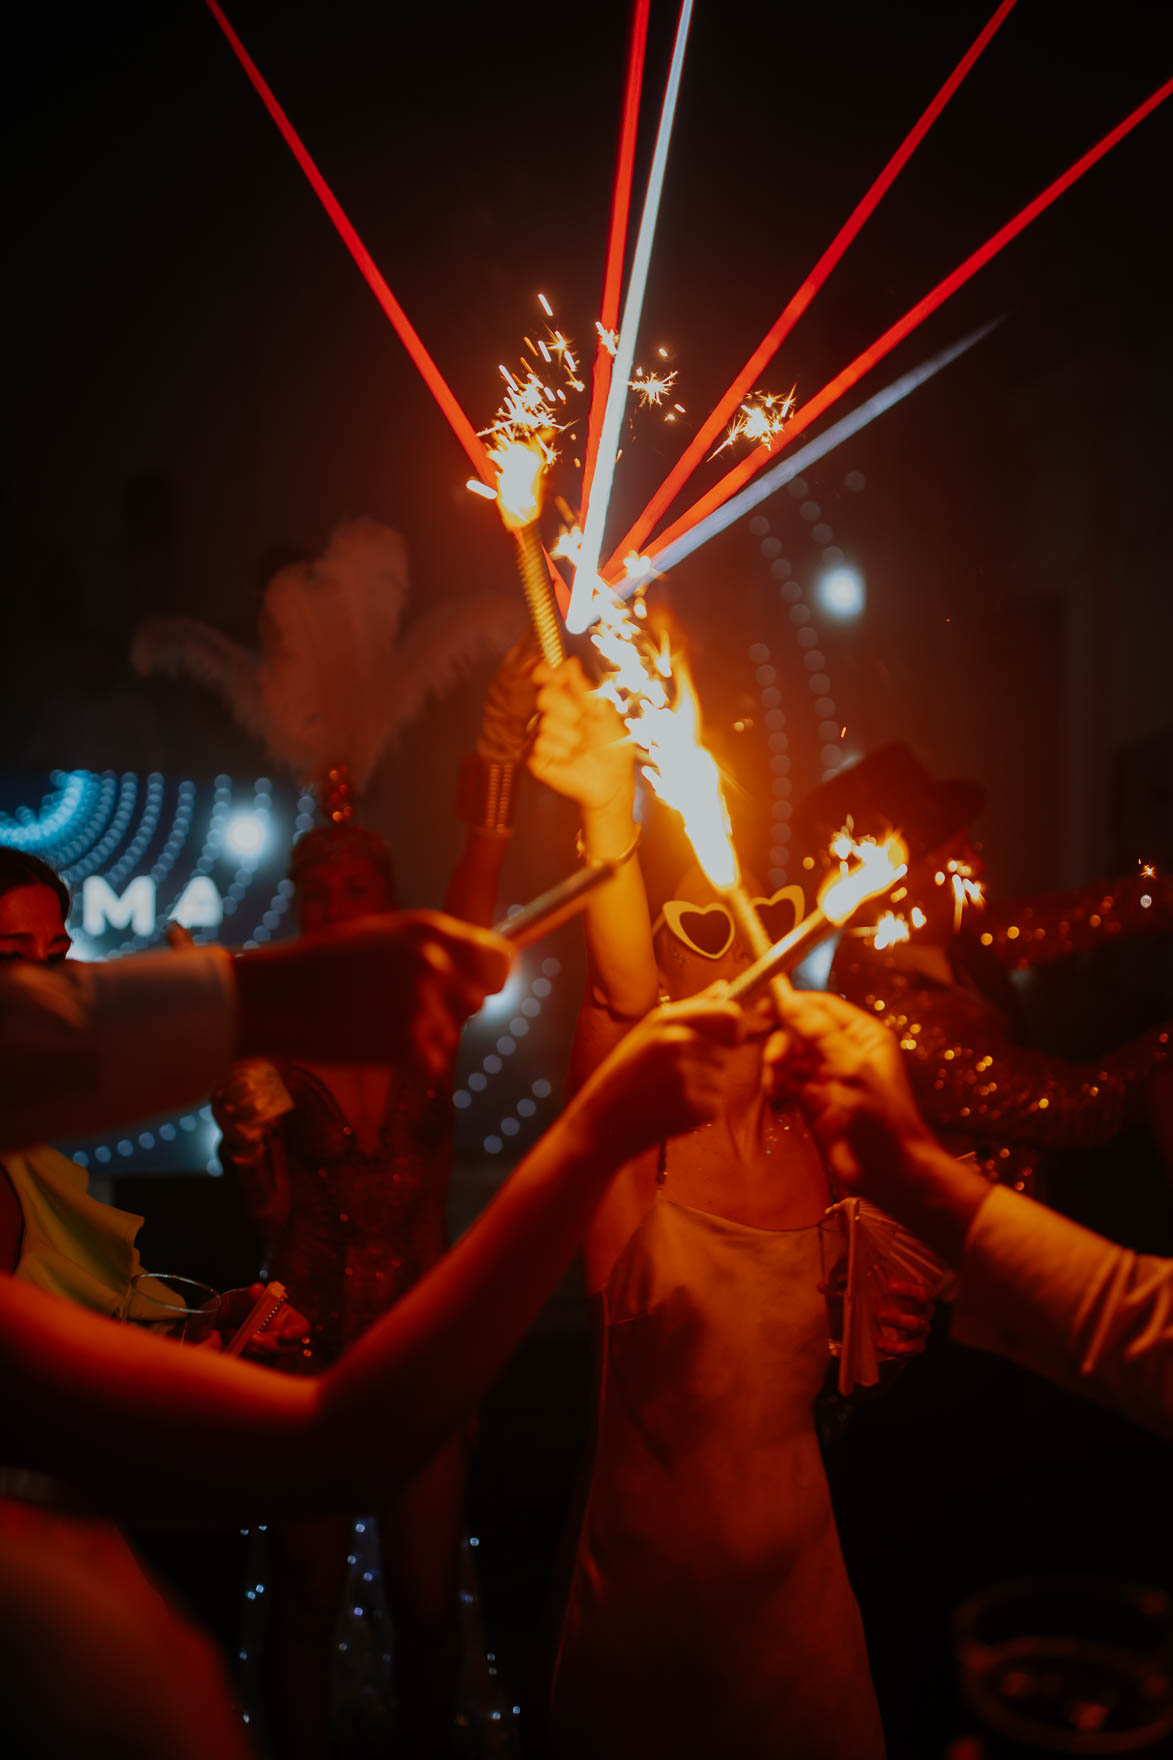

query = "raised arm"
528;659;659;1027
0;995;744;1518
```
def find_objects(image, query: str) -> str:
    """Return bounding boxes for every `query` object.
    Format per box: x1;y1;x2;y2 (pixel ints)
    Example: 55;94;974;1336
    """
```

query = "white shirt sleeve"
0;950;238;1151
951;1183;1173;1439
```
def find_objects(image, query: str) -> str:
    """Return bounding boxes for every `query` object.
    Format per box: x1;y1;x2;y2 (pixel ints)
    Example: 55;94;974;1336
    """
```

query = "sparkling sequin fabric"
218;1065;453;1363
834;874;1172;1194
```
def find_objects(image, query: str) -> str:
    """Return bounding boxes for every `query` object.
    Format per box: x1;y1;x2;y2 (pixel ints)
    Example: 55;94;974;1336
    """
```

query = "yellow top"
4;1144;155;1318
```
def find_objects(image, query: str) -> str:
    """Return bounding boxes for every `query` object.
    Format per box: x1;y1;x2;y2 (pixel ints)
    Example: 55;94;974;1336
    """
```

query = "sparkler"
728;835;909;1003
709;389;796;458
209;0;1169;628
630;367;679;409
494;851;634;948
492;439;565;667
587;597;788;1003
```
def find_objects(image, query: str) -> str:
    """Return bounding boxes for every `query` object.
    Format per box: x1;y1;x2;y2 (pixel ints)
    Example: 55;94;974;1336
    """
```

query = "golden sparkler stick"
512;522;565;668
495;440;565;669
721;880;794;1011
494;848;633;949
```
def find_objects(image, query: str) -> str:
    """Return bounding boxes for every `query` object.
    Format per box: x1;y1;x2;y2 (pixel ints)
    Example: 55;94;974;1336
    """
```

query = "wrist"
580;794;637;859
458;753;519;834
556;1087;628;1175
889;1135;992;1265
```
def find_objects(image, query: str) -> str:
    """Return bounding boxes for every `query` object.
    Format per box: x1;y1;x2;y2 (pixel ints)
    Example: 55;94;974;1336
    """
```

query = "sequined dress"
833;874;1172;1194
216;1065;453;1363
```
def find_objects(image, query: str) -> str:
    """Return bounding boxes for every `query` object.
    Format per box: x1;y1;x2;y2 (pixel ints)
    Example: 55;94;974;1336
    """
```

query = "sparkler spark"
821;833;909;925
630;366;679;408
595;324;619;356
934;858;985;934
709;388;796;457
872;911;912;951
588;592;738;891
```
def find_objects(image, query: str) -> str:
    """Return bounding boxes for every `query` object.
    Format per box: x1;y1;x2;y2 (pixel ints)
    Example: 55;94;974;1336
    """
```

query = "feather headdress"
131;518;522;797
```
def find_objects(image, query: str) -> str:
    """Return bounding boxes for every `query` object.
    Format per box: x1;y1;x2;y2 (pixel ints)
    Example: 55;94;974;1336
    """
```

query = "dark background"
6;2;1172;1753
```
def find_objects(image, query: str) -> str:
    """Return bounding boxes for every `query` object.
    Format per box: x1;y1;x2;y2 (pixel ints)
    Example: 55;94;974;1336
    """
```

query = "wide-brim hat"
790;742;986;873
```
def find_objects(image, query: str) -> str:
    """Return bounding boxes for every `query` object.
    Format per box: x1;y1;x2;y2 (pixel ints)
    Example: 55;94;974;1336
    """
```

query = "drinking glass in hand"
123;1273;221;1345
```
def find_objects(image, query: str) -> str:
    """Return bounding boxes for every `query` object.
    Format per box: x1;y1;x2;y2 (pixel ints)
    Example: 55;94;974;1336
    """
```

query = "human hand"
527;659;635;817
570;995;746;1163
761;989;933;1202
874;1277;933;1358
213;1059;293;1138
478;633;542;764
216;1284;311;1360
237;911;512;1081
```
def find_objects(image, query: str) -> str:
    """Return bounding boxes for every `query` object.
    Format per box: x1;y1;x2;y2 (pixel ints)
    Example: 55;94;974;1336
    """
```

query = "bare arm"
0;997;744;1518
528;659;659;1021
444;825;513;928
0;913;510;1152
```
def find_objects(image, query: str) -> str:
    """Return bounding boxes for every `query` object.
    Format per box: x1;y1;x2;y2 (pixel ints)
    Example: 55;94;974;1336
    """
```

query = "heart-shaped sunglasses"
652;885;806;960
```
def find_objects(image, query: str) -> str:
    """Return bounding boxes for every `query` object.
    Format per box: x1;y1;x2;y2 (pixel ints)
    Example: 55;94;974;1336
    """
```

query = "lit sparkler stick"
493;440;565;667
636;74;1173;574
204;1;491;482
567;0;696;634
494;850;635;949
580;0;652;524
606;0;1018;570
727;836;909;1003
589;600;788;1003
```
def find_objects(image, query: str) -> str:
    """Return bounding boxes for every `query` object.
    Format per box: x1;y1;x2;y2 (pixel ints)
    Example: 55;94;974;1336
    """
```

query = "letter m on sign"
83;875;156;938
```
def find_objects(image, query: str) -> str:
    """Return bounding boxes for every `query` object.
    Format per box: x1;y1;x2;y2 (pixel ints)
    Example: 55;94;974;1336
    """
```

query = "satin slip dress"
549;1187;885;1759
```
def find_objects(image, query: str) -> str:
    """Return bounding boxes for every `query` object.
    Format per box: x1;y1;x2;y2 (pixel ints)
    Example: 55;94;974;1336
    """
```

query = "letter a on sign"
173;875;224;929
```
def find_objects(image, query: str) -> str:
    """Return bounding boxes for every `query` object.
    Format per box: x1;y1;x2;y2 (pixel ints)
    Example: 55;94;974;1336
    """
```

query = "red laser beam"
627;75;1173;576
205;0;491;482
605;0;1017;574
579;0;652;523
